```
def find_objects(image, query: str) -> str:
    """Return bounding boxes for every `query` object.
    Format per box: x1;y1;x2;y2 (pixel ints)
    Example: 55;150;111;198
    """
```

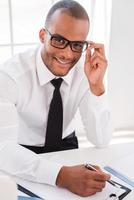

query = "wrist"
56;166;69;188
90;83;105;96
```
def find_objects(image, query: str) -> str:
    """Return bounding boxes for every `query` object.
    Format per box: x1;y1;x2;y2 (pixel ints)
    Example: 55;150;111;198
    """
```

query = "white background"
108;0;134;131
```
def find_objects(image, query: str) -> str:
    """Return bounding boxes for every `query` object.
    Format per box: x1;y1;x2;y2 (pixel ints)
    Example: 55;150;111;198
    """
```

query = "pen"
85;164;120;188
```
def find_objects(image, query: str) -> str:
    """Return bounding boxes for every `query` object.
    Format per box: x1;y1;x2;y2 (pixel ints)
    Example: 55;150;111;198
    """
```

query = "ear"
39;29;46;43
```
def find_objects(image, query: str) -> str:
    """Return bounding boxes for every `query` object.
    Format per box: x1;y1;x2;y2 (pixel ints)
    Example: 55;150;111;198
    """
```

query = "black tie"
44;78;63;152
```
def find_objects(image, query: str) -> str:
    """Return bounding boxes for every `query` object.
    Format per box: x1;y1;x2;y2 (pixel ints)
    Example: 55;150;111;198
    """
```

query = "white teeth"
55;57;71;64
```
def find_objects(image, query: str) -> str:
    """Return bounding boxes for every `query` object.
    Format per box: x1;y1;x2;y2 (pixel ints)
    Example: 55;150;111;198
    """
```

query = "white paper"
15;176;127;200
111;153;134;182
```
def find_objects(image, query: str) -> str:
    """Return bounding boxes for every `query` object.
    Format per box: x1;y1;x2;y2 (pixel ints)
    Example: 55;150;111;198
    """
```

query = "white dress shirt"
0;45;112;186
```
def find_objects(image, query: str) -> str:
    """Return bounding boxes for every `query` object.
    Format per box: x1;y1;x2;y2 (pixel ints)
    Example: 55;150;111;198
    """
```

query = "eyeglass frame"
44;28;89;53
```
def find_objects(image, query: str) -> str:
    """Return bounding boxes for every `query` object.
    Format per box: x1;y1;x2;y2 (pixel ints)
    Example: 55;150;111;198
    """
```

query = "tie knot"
51;78;63;89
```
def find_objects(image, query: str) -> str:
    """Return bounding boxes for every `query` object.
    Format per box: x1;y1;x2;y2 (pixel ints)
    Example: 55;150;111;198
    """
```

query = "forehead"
47;10;89;41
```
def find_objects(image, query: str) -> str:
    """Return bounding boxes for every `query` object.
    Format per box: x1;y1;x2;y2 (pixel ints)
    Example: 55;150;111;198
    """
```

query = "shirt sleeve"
0;141;62;186
0;72;62;186
79;89;113;147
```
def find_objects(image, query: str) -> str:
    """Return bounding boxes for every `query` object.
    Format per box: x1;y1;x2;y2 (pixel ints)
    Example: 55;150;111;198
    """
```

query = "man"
0;0;112;197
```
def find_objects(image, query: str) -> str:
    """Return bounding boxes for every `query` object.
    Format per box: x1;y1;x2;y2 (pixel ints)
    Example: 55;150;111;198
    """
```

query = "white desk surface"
14;142;134;200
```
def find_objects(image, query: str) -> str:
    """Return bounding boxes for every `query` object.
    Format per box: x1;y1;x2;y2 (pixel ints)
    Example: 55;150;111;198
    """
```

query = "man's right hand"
56;164;111;197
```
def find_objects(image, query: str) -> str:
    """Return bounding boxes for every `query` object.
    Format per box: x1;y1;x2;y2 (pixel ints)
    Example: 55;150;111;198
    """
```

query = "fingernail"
89;41;94;45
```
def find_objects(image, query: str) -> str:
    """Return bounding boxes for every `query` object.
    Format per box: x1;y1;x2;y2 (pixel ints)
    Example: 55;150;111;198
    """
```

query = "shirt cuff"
36;158;63;186
89;90;109;112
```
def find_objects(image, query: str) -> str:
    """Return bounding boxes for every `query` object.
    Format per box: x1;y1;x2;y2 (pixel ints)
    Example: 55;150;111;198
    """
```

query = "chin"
52;69;70;77
51;65;73;77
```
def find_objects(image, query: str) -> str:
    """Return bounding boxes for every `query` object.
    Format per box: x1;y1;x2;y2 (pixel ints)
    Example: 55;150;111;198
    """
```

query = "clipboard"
17;168;132;200
18;197;42;200
104;166;132;200
18;184;44;200
106;180;131;200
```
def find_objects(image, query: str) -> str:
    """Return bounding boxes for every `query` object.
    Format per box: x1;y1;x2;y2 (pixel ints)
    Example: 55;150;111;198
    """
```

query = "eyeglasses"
44;28;88;53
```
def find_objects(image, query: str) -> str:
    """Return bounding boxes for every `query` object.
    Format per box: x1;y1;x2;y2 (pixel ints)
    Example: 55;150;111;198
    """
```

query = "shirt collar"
36;45;76;86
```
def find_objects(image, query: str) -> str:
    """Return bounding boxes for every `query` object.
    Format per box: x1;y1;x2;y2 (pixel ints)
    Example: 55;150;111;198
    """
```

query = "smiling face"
39;10;89;77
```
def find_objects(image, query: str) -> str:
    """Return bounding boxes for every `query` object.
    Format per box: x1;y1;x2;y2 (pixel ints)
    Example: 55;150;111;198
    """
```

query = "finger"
85;170;106;183
84;181;104;196
89;41;105;52
85;178;106;190
91;51;107;63
89;41;106;57
94;172;111;181
91;165;103;172
92;180;106;190
91;55;107;68
84;167;110;182
91;57;107;69
85;47;91;65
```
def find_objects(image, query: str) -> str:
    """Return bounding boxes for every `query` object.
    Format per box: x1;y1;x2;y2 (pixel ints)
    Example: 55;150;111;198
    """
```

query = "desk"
15;142;134;200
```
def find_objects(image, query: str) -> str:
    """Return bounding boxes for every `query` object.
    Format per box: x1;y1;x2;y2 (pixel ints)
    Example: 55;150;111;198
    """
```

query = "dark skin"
39;10;89;77
39;10;110;197
56;165;110;197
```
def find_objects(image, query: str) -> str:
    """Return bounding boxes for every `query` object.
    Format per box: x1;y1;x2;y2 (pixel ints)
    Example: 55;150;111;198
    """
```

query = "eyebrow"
52;33;87;43
45;28;87;43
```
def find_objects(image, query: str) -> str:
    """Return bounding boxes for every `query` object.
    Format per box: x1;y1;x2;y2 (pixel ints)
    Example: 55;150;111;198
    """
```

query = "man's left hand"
84;42;108;96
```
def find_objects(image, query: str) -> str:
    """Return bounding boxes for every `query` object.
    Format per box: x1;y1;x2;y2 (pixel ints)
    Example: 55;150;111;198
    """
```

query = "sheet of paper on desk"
110;153;134;184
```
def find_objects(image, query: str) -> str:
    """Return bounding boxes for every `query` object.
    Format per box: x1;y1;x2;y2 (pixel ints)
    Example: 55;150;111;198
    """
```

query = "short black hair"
45;0;89;27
